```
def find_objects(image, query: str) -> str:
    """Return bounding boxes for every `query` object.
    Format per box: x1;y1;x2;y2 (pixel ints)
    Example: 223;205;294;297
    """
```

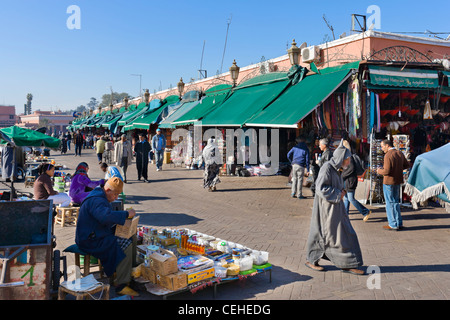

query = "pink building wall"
0;105;17;128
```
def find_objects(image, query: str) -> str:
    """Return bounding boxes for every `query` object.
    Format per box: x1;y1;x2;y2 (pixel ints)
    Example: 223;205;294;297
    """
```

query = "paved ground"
5;146;450;301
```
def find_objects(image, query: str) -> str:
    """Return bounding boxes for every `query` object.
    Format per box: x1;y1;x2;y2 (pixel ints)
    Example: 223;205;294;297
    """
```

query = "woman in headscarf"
202;138;221;191
305;140;365;275
69;162;105;205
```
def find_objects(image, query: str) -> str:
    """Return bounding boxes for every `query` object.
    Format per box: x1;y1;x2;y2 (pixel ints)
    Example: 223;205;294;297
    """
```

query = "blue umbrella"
405;143;450;209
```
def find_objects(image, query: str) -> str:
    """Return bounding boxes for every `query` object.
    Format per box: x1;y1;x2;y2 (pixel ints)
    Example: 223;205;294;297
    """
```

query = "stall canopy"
125;95;179;131
158;91;201;129
200;73;291;127
245;62;359;128
367;65;440;89
172;84;232;126
117;103;147;127
405;143;450;210
0;126;61;149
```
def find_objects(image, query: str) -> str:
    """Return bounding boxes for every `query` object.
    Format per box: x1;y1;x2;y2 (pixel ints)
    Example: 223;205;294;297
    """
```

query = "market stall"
132;226;272;299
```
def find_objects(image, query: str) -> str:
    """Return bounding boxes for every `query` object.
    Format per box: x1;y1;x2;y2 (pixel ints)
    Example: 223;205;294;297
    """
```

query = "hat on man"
156;128;161;132
104;177;124;194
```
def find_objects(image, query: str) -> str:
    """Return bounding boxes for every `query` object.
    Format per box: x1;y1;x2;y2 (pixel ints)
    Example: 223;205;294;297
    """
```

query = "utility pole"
220;14;232;74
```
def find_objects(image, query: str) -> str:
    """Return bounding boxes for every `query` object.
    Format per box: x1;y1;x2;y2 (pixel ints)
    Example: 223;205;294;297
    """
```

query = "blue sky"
0;0;449;112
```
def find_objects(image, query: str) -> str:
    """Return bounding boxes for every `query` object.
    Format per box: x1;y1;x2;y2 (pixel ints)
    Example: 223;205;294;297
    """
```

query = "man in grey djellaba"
305;139;365;275
202;138;221;191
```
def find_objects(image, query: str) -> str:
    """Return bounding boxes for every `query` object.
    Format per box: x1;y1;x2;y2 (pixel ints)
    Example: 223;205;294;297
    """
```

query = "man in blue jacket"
287;136;310;199
75;177;139;296
151;128;166;171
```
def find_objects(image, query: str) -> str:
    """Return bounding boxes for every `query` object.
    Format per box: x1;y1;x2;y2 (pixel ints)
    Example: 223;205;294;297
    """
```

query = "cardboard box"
141;266;156;284
115;216;140;239
156;271;187;291
184;267;215;284
149;249;178;276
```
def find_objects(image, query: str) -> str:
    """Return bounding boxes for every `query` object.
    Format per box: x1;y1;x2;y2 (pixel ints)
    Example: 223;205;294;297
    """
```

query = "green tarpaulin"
200;73;290;127
172;84;232;126
124;95;179;131
0;126;61;149
117;103;149;127
158;100;200;129
246;66;356;128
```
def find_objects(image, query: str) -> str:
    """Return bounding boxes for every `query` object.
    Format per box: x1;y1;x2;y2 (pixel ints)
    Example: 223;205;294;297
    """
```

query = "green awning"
124;95;179;131
245;68;355;128
200;73;290;127
158;100;201;129
172;84;232;126
117;102;149;127
368;66;439;88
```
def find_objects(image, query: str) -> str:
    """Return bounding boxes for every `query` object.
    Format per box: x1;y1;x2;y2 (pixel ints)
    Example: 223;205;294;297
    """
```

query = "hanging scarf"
74;162;89;177
376;93;381;132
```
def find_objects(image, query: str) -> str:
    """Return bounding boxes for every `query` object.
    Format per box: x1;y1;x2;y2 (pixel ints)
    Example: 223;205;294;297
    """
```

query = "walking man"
305;140;364;275
114;134;133;183
134;133;151;182
377;139;410;231
95;136;106;164
151;128;166;171
287;136;310;199
74;130;84;157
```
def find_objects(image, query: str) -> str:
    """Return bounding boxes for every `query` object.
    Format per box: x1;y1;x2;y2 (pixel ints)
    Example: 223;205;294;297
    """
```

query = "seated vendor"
100;162;124;181
34;163;71;207
69;162;105;205
75;177;138;296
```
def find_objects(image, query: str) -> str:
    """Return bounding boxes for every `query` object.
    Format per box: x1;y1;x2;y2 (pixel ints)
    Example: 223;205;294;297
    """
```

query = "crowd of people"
28;126;415;291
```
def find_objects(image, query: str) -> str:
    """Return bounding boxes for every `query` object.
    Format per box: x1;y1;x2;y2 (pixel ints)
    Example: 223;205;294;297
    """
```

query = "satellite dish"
340;32;347;39
299;42;307;50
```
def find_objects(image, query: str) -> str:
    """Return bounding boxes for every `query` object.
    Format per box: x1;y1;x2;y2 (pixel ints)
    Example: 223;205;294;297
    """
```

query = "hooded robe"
202;138;221;189
306;140;363;269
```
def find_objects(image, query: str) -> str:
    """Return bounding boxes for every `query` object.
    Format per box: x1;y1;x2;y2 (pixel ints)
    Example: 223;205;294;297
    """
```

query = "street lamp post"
287;39;301;66
229;59;240;87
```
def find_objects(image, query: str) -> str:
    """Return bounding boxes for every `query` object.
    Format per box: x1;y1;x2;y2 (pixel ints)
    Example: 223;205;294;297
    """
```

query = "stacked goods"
135;227;271;293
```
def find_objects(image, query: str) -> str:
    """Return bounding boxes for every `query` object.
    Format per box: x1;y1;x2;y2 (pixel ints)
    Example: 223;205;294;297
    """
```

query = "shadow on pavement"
138;212;204;227
133;264;313;300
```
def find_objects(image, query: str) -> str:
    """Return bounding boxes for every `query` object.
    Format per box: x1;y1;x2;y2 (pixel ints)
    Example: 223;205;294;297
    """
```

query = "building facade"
0;105;17;128
18;110;73;135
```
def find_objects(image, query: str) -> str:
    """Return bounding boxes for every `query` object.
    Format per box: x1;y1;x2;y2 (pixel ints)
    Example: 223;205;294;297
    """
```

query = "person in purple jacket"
69;162;105;205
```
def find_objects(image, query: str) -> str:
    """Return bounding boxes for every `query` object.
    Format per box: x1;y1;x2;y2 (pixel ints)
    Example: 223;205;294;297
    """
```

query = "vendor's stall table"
143;265;272;300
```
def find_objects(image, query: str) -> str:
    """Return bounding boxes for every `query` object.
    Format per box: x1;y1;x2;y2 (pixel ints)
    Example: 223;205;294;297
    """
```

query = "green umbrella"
0;125;61;149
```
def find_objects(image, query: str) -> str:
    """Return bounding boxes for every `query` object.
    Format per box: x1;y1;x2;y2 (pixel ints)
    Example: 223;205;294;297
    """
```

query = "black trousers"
136;158;149;180
75;143;82;156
